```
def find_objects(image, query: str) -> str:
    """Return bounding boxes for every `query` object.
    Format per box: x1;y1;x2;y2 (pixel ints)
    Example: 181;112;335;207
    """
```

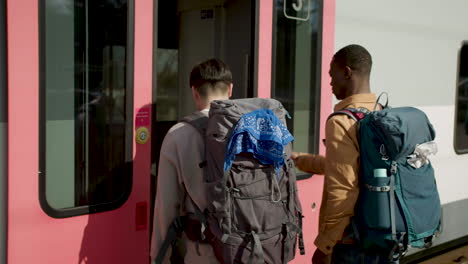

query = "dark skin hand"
312;249;331;264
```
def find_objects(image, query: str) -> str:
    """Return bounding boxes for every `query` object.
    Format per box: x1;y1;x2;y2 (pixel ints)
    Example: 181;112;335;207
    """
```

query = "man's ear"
191;86;197;99
192;86;203;110
344;66;353;79
228;83;233;98
191;86;200;102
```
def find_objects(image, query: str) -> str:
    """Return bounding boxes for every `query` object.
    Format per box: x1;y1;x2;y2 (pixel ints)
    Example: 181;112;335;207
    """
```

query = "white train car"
334;0;468;261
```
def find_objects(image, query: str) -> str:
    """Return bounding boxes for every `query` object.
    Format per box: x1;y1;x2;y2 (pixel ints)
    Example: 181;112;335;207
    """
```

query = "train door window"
455;43;468;154
152;0;255;172
272;0;321;176
39;0;134;217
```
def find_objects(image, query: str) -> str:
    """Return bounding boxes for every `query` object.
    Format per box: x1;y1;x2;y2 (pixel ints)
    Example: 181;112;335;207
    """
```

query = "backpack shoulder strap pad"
180;112;208;169
328;108;370;122
180;111;209;137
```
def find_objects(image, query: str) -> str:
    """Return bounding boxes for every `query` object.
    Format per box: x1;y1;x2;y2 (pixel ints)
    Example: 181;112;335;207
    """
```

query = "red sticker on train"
136;107;150;126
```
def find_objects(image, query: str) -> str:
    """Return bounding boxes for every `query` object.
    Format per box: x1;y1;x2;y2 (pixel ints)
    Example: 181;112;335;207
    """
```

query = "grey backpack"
185;98;305;264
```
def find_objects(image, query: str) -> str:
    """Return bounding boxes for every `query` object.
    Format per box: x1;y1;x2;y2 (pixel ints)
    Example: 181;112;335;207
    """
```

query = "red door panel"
7;1;153;263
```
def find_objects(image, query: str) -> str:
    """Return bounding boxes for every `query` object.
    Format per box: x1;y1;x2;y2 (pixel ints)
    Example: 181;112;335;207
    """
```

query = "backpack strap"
329;93;388;121
328;108;370;122
180;111;210;241
283;158;305;258
249;231;264;264
298;212;305;255
155;112;210;263
388;161;408;261
327;107;370;246
155;216;186;264
180;111;209;138
374;92;389;111
181;111;208;170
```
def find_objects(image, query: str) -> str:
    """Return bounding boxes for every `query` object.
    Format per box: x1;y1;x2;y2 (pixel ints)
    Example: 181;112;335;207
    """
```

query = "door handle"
136;201;148;231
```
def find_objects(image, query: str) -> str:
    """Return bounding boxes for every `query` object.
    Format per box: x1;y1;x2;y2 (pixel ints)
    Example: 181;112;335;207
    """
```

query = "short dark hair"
189;58;233;96
333;44;372;75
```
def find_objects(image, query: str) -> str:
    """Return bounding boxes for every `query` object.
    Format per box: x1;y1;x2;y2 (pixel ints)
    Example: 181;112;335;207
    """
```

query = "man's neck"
347;79;370;97
197;95;230;110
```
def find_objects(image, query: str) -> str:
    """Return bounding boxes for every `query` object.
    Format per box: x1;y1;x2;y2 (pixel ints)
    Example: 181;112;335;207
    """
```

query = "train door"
269;0;334;262
0;0;6;263
7;1;153;263
151;0;255;203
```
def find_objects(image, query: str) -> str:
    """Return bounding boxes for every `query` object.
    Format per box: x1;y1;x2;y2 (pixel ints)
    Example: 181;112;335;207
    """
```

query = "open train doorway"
150;0;256;257
150;0;256;191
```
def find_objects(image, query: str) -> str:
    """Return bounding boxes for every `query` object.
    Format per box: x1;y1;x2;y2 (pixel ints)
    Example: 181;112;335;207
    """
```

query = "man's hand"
311;249;331;264
291;151;299;160
291;152;301;165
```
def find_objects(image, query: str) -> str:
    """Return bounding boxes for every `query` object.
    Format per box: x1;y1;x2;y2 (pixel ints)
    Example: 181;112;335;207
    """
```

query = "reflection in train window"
455;43;468;154
40;0;133;217
272;0;321;170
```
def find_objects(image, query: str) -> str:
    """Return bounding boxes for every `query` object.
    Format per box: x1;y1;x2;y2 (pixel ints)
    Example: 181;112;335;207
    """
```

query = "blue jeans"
331;244;399;264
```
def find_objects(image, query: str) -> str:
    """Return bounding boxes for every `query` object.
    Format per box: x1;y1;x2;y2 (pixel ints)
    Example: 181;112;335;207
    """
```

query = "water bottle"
372;168;390;229
373;168;387;177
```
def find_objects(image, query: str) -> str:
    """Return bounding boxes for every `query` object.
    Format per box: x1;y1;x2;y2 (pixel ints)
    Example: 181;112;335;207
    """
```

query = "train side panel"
335;0;468;255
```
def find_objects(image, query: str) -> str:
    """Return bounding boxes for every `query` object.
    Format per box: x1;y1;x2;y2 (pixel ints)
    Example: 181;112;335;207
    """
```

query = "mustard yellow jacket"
295;93;378;254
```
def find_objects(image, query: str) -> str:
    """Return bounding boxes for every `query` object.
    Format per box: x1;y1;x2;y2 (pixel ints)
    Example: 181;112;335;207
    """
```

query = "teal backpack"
330;102;441;261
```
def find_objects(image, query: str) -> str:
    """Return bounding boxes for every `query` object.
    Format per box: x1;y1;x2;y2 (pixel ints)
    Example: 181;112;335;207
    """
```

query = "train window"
39;0;133;217
272;0;321;177
455;43;468;154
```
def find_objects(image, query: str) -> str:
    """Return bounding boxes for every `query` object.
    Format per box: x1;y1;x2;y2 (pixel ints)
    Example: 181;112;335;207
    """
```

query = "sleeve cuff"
314;234;336;255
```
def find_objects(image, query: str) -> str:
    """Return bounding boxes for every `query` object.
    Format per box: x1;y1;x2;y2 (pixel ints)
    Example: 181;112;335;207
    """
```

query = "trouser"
331;244;399;264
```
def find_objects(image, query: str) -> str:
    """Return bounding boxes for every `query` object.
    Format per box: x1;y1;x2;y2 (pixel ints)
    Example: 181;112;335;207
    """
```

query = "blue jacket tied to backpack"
224;109;294;175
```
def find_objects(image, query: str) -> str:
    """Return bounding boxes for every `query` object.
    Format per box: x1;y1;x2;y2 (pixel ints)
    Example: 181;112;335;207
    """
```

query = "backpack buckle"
389;233;408;261
380;145;389;160
365;184;390;192
172;216;186;232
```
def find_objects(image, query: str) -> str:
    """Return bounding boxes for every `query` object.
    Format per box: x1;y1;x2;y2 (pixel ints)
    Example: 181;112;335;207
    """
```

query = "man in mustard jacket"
292;44;386;263
150;58;232;264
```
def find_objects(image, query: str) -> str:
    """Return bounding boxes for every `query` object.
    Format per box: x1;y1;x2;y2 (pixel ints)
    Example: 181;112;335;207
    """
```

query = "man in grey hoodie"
151;58;233;264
